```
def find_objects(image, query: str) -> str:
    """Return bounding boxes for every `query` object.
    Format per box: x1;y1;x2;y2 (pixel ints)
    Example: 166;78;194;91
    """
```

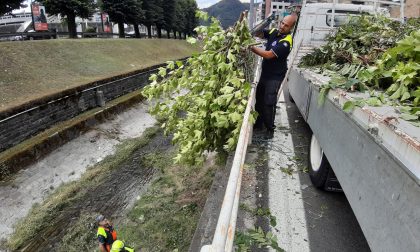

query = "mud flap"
324;168;343;192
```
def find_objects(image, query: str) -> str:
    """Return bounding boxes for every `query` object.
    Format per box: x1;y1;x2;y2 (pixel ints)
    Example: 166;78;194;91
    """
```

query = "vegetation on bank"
117;151;221;251
5;125;221;251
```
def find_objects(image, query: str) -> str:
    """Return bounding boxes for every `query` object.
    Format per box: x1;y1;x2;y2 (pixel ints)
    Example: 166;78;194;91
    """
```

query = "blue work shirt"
260;29;292;80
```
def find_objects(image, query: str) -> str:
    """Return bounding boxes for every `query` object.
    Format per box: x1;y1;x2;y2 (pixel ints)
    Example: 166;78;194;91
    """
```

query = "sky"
197;0;250;8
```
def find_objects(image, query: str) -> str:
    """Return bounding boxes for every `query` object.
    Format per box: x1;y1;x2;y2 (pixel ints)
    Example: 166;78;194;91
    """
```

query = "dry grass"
0;39;197;112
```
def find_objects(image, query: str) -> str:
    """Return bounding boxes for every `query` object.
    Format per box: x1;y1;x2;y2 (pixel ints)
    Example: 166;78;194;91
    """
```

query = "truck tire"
288;92;295;103
286;84;295;103
308;133;331;188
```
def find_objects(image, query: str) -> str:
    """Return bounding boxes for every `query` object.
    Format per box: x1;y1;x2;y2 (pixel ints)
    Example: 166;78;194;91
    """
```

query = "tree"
173;0;186;39
142;0;163;38
184;0;198;37
0;0;25;15
39;0;96;38
101;0;144;38
162;0;175;39
153;0;166;38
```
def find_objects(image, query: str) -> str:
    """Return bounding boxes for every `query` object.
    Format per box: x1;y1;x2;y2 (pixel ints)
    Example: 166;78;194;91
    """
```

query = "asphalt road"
237;88;371;252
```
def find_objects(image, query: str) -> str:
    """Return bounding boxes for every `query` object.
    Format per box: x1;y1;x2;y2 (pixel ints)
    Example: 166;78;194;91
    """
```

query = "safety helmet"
96;214;105;223
110;240;125;252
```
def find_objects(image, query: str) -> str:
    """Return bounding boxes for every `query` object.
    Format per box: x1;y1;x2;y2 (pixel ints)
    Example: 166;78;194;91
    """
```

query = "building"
259;0;417;20
0;10;153;37
389;0;419;18
262;0;302;19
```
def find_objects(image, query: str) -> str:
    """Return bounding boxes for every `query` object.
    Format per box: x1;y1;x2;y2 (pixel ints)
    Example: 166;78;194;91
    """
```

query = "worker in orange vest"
96;214;118;252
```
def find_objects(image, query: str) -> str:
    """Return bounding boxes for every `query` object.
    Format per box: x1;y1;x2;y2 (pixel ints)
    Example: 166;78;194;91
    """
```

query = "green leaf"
318;86;331;106
401;91;411;101
400;113;418;121
342;101;355;112
366;97;382;106
229;112;243;123
270;216;277;227
176;61;183;68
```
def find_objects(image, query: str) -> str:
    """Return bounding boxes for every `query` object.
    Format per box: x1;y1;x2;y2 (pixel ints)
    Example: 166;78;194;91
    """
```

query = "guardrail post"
96;90;105;107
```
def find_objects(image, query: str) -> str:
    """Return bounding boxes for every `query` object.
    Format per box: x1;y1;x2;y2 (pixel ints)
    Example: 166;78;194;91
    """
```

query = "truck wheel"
308;134;331;188
288;92;295;103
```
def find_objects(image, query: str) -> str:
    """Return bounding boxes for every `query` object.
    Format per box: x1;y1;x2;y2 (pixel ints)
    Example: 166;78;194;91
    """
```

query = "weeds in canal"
117;150;220;251
58;213;98;252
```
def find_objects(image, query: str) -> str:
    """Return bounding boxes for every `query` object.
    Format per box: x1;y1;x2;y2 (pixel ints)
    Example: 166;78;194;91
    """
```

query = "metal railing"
200;57;262;252
0;31;177;41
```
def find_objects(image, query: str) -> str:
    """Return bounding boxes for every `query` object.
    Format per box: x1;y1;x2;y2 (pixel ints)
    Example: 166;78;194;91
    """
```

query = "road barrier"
200;57;262;252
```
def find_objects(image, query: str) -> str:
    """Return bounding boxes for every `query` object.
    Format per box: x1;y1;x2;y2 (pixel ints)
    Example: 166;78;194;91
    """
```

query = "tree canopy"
39;0;96;38
0;0;25;15
2;0;198;39
101;0;144;37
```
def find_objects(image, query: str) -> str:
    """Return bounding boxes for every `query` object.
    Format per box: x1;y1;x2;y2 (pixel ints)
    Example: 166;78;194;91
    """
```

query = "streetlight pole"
249;0;255;29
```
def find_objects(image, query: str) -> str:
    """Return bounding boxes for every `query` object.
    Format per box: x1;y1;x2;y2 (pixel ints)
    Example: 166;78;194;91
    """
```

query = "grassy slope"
0;39;197;111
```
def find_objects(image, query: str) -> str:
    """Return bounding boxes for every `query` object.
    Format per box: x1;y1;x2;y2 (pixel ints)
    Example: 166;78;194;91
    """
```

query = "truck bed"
291;45;420;183
287;45;420;251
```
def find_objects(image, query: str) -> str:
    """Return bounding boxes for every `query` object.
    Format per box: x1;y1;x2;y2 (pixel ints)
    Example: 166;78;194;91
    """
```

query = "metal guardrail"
0;32;166;40
200;57;262;252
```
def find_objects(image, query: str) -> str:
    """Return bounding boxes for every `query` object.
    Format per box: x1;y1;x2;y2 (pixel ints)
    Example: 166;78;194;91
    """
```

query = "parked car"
24;28;57;40
16;21;56;40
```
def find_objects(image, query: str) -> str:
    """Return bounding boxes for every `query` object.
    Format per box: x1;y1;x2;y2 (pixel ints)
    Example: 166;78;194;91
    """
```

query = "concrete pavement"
236;90;370;252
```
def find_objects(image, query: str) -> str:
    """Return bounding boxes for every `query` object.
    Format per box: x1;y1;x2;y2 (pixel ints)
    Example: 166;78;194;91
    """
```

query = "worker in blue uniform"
250;15;297;139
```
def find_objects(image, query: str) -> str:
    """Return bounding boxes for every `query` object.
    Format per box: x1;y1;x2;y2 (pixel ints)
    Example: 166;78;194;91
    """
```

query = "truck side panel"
293;71;420;251
287;69;311;121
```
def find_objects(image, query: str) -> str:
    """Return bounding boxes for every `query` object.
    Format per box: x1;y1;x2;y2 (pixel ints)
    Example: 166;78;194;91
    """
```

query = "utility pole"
249;0;255;29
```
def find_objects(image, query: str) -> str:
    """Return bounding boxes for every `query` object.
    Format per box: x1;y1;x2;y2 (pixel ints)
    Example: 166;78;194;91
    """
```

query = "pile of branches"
299;15;420;125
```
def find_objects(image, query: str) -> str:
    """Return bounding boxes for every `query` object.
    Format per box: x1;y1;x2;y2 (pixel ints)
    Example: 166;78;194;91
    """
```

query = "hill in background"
204;0;249;29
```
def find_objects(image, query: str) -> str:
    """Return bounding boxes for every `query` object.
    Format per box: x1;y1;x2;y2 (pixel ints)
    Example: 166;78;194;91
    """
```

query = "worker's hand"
240;45;251;54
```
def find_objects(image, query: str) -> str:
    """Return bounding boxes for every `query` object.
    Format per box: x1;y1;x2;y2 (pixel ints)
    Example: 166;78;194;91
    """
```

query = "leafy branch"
142;11;256;164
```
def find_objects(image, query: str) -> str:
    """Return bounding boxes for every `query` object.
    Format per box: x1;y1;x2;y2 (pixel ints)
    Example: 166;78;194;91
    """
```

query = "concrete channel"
0;101;156;243
0;61;170;249
0;60;188;179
